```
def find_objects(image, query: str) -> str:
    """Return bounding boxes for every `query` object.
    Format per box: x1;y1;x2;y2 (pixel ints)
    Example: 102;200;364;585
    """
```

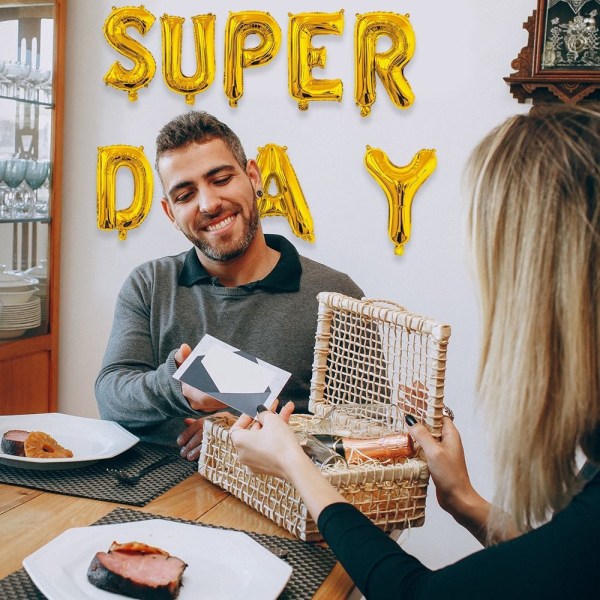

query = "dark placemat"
0;442;197;506
0;507;338;600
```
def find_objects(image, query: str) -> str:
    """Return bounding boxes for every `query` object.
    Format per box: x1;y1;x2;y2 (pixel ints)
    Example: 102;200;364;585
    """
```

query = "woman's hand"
229;401;302;480
407;415;495;545
407;416;478;515
230;402;349;521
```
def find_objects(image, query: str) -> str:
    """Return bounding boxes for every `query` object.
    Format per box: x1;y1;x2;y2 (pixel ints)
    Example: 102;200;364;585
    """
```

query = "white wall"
59;0;534;569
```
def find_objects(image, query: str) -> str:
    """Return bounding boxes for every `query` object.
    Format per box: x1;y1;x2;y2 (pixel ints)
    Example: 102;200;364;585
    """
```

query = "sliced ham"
87;541;187;599
1;430;29;456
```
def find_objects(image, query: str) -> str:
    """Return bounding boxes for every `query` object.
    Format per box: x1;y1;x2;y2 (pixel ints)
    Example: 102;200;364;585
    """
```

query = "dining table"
0;455;355;599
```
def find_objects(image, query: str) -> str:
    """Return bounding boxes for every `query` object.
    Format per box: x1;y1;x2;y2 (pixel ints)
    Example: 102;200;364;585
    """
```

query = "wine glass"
0;157;10;218
25;68;52;102
0;61;7;95
3;158;28;217
3;62;30;98
25;160;50;216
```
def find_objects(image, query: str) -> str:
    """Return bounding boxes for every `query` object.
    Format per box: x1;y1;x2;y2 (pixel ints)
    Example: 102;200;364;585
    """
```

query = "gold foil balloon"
161;13;216;105
288;11;344;111
355;13;416;117
365;146;436;255
103;6;157;102
256;144;314;242
97;145;153;240
224;11;282;108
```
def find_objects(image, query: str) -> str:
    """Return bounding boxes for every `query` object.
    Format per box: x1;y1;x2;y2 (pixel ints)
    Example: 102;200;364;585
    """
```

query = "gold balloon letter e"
365;146;436;255
256;144;315;242
288;11;344;111
97;145;154;241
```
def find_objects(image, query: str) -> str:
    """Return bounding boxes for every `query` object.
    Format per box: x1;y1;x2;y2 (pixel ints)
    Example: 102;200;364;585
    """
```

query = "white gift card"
173;334;291;415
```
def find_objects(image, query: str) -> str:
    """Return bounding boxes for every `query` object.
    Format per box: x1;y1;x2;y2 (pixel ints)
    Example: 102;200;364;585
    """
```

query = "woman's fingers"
280;401;295;423
405;415;439;455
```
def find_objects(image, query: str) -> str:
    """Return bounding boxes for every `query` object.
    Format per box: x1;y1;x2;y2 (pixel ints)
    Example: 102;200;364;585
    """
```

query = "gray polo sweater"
95;235;363;446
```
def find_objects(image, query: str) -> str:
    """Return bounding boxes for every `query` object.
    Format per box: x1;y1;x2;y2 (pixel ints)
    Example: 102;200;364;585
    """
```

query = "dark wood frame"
505;0;600;104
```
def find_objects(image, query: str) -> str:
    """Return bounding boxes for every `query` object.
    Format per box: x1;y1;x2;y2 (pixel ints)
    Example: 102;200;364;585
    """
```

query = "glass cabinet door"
0;1;56;341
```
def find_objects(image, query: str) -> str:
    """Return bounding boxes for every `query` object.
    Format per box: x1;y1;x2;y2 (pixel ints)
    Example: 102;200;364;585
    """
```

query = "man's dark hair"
155;111;247;172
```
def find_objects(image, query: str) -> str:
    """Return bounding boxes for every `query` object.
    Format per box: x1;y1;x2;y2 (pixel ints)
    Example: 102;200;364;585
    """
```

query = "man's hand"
177;413;237;461
174;343;228;412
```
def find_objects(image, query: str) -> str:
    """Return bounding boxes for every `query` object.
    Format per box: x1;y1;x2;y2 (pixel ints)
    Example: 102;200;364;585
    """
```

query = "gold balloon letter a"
256;144;314;242
224;11;282;108
97;145;154;241
103;6;156;102
161;14;216;105
355;13;416;117
365;146;436;255
288;11;344;111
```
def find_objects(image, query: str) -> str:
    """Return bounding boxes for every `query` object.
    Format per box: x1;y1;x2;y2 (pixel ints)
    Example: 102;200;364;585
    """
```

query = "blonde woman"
230;104;600;598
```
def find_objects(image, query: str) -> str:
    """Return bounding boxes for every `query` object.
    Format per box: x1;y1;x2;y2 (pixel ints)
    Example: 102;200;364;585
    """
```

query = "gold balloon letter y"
365;146;436;255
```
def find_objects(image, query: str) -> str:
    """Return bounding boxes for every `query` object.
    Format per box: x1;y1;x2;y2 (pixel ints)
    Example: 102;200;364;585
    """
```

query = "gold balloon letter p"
224;11;282;108
355;13;416;117
365;146;436;255
97;145;153;241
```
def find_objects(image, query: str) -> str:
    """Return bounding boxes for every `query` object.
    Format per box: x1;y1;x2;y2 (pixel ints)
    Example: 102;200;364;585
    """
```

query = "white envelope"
173;334;291;415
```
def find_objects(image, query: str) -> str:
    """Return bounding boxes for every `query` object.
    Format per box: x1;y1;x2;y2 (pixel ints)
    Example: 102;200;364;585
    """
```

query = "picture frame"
535;0;600;75
505;0;600;104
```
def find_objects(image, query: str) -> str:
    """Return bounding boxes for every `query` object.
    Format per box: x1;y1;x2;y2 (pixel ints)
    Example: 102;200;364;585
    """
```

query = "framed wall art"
505;0;600;104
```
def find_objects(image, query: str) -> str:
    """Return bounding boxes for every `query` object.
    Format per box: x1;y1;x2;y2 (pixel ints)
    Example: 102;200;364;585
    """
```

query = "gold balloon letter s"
224;11;282;108
288;11;344;111
161;13;216;105
365;146;436;255
256;144;314;242
97;145;154;241
355;13;416;117
103;6;156;102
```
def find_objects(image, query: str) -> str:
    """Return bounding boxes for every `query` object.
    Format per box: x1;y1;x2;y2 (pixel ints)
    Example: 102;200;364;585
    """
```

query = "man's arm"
95;276;193;432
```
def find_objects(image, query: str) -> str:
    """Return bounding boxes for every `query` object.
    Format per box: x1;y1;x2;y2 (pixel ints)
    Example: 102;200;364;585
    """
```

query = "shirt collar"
178;234;302;292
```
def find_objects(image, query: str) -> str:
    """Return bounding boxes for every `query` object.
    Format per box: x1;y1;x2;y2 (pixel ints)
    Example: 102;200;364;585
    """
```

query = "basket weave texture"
199;292;451;541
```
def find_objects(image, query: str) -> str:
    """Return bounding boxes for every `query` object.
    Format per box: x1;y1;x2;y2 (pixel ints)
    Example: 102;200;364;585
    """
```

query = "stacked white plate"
0;272;41;339
25;260;49;326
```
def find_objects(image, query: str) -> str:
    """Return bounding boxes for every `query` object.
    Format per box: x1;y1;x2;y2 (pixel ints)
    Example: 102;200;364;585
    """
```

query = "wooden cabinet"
0;0;66;413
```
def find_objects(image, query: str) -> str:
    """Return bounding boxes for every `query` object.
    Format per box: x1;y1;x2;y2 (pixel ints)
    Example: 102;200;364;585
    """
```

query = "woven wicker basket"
198;292;451;541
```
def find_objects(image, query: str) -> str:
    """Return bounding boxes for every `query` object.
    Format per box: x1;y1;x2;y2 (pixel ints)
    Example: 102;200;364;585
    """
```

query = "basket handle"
360;297;407;312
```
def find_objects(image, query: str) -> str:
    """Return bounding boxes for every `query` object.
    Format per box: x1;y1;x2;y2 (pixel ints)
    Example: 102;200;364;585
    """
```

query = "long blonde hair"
467;104;600;535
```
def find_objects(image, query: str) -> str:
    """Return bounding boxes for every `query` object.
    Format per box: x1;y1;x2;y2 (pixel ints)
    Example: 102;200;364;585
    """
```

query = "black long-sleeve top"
317;470;600;599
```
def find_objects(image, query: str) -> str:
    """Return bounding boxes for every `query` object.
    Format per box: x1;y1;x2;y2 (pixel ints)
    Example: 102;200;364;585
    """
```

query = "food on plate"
1;430;73;458
87;540;188;599
1;429;29;456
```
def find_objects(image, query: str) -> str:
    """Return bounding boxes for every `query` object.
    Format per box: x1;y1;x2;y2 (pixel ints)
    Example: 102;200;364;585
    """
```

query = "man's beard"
187;204;260;262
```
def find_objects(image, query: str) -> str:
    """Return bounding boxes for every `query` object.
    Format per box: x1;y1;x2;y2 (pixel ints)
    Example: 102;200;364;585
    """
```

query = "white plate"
0;413;139;470
23;519;293;600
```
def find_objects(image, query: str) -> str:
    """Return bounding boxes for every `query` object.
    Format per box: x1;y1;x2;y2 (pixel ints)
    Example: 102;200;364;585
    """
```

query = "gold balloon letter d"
97;145;154;241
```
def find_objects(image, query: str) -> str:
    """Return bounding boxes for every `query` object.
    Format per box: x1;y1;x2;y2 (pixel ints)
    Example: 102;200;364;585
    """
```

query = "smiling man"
95;111;363;459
